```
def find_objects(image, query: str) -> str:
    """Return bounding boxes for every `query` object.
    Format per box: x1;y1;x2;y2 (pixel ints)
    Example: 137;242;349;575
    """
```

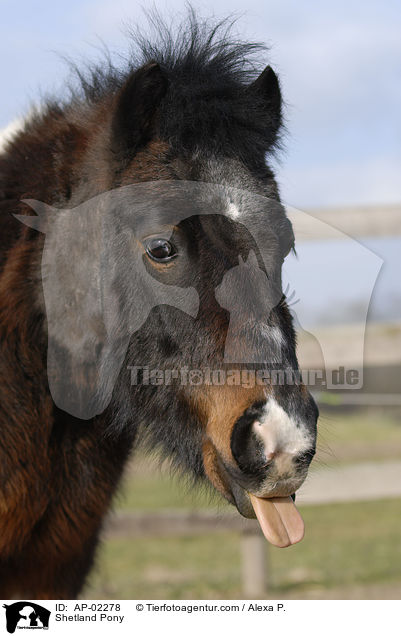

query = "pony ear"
248;65;282;137
111;61;169;157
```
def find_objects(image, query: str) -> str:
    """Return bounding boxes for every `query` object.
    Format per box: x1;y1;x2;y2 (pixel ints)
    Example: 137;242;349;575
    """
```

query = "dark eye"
145;238;177;262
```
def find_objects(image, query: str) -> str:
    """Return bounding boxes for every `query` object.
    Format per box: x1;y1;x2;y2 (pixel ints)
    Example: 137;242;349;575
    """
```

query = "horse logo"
3;602;50;633
16;182;382;417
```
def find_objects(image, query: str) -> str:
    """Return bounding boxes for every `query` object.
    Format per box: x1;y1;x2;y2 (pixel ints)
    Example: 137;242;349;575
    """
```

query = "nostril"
230;403;267;472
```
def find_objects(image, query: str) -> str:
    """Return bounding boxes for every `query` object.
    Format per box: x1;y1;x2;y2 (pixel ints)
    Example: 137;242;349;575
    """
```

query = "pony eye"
145;238;177;262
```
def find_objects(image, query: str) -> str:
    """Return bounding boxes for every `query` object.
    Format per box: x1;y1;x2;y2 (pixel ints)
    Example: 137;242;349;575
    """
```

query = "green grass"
319;409;401;443
115;463;219;511
272;498;401;593
83;409;401;599
315;409;401;464
83;498;401;599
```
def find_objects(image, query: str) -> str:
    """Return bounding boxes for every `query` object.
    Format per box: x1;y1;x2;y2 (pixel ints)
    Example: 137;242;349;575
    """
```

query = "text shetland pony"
0;15;318;598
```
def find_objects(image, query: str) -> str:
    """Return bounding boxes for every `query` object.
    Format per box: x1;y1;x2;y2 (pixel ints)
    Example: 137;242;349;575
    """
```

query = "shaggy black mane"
69;8;282;160
74;10;266;100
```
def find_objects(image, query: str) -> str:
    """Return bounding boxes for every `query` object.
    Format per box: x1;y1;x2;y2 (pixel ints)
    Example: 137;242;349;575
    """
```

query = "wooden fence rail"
104;509;268;597
104;460;401;597
100;203;401;597
289;204;401;241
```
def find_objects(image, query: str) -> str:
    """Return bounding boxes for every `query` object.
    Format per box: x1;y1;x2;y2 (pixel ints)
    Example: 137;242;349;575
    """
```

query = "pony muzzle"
203;392;317;547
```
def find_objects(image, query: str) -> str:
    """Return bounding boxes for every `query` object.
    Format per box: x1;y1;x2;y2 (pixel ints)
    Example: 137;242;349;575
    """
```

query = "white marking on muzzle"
253;397;312;474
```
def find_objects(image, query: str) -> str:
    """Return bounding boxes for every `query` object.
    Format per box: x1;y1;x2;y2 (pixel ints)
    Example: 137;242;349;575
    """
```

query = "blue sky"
1;0;400;208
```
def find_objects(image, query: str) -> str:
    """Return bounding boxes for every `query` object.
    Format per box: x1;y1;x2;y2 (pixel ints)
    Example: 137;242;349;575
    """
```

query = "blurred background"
1;0;400;600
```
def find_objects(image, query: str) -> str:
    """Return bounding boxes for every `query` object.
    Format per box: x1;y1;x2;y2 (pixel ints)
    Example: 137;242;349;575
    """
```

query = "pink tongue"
248;494;305;548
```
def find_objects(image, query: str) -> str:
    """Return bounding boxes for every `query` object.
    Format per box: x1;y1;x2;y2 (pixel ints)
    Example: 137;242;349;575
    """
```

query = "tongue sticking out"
248;493;305;548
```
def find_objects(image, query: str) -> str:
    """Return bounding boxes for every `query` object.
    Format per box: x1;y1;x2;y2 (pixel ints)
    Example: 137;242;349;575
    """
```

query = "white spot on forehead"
227;202;240;219
253;398;312;469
